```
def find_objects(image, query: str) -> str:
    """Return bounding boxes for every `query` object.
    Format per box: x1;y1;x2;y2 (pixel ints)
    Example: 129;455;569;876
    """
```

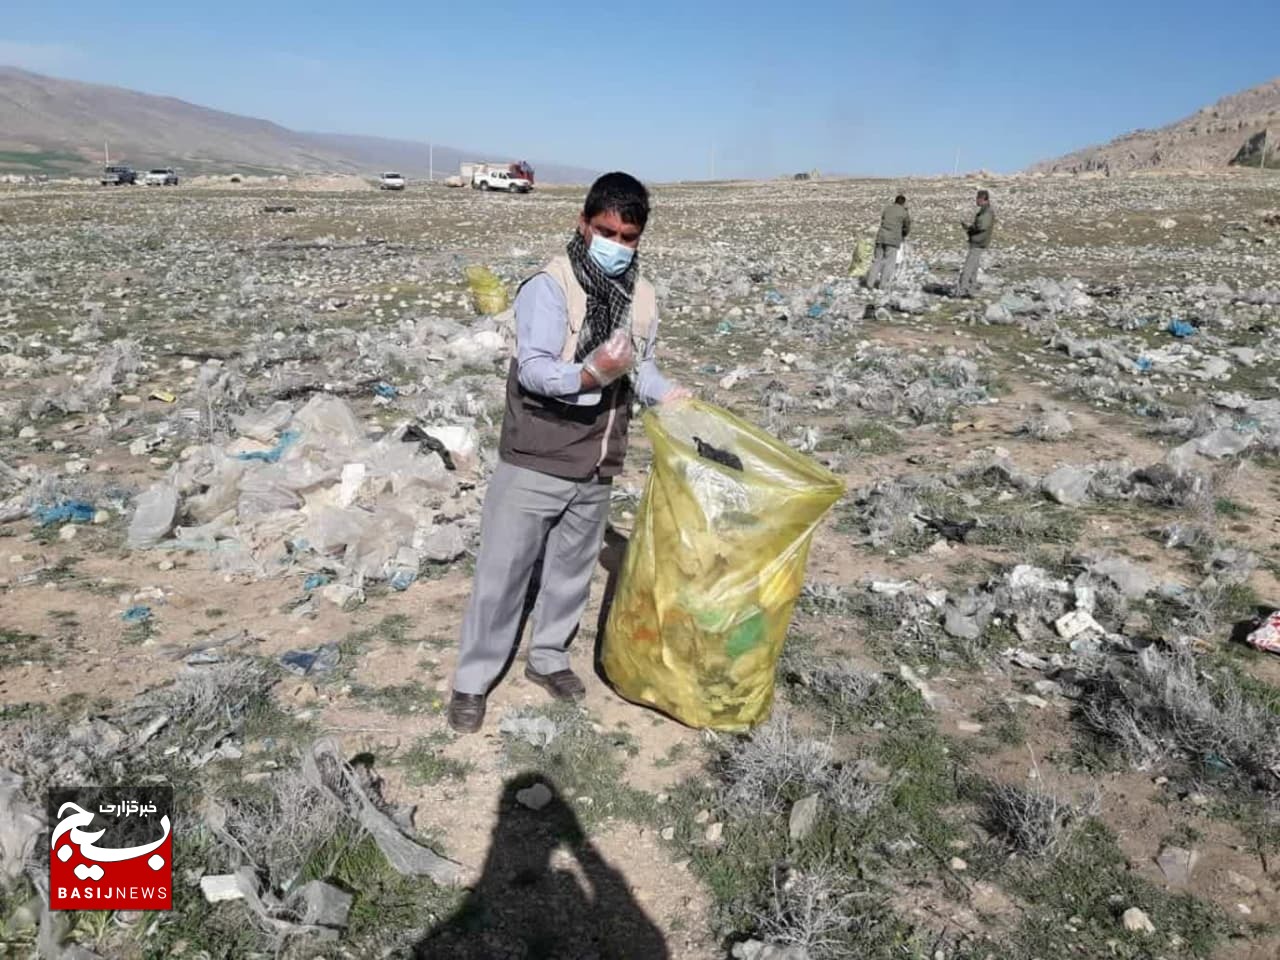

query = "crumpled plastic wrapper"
602;401;844;730
1247;612;1280;655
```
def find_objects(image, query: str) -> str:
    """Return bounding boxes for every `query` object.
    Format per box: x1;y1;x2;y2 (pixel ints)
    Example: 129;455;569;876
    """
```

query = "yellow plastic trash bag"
464;266;509;315
847;237;874;278
602;401;844;731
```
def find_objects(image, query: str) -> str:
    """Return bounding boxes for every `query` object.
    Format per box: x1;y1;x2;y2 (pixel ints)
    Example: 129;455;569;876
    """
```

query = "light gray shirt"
514;273;672;407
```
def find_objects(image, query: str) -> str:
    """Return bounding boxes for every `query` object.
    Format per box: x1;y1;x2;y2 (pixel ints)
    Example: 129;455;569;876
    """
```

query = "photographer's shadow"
414;775;669;960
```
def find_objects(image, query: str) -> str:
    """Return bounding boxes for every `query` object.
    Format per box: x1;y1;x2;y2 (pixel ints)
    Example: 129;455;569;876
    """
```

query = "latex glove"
582;328;635;387
660;384;693;405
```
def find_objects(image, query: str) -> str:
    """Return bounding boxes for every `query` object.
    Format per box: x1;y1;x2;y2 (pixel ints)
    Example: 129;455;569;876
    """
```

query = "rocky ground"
2;171;1280;959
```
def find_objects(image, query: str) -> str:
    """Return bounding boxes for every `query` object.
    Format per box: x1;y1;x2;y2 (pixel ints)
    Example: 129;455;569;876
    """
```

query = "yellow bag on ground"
847;237;874;278
602;401;844;730
464;266;509;315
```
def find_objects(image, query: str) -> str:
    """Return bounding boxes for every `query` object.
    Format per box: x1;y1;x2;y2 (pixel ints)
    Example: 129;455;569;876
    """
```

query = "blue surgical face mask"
588;233;635;277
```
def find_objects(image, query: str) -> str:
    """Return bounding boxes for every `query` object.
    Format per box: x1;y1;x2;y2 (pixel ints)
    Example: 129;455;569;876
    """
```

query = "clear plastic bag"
602;401;844;730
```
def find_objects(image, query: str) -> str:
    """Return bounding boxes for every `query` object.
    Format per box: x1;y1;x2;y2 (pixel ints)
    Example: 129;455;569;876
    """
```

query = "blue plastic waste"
121;605;152;623
764;289;784;305
374;382;398;399
34;500;95;526
716;320;734;334
1167;320;1196;338
389;569;417;591
303;573;331;591
806;303;827;319
1135;357;1153;372
234;429;299;463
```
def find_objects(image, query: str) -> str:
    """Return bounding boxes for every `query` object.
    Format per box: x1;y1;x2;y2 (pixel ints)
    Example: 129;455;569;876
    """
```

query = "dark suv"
100;166;138;186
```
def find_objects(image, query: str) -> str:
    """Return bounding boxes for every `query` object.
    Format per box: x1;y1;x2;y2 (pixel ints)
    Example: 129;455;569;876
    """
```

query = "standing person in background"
956;189;995;298
866;194;911;290
447;172;689;735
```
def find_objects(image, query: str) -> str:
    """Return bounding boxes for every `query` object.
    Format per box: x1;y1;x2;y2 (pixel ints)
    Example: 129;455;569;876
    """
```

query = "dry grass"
719;714;884;816
1082;647;1280;788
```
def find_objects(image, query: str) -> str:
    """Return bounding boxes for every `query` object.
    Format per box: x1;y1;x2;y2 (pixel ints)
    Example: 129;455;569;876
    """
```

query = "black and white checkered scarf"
566;230;638;362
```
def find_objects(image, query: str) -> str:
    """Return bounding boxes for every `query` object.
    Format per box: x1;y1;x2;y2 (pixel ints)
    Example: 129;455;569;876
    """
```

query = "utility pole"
104;140;110;166
953;146;960;177
429;143;434;181
710;144;716;181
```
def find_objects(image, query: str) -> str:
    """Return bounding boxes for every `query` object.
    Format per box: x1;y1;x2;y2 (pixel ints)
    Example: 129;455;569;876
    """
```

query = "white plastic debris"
199;874;245;903
1054;610;1105;640
127;484;179;548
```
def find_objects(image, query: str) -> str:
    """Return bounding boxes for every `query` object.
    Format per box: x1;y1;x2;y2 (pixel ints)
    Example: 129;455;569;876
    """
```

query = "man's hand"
582;328;635;387
660;384;693;405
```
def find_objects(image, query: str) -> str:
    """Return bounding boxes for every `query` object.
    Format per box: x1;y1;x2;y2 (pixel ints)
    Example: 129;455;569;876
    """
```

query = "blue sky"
2;0;1277;181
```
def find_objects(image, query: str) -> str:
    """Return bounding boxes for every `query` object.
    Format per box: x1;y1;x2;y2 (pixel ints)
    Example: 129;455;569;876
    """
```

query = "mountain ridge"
1029;77;1279;174
0;66;596;183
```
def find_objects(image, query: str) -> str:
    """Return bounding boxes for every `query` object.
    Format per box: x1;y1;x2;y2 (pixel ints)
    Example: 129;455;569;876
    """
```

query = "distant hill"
0;66;596;182
1029;77;1279;174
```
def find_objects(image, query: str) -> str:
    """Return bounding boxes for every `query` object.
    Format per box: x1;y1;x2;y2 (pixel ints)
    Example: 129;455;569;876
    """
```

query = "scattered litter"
1167;319;1196;338
301;739;459;883
1122;907;1155;935
302;573;331;591
232;429;299;463
499;712;559;748
33;500;95;526
121;605;152;623
1246;612;1280;655
200;874;244;903
127;484;179;547
279;643;341;677
149;390;177;404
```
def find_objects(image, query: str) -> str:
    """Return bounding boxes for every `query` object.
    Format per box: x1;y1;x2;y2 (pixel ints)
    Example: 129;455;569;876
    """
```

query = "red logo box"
48;786;173;910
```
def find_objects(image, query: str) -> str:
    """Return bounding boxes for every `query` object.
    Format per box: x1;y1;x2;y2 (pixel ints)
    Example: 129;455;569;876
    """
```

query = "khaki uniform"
867;202;911;289
957;204;995;296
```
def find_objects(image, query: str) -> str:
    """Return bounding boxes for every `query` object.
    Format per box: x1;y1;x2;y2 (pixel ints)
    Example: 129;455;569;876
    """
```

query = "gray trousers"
866;243;899;289
453;461;611;696
956;246;985;295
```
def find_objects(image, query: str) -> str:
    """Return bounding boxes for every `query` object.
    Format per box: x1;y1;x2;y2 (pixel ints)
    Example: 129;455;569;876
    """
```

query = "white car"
473;169;532;193
144;168;179;186
379;172;406;191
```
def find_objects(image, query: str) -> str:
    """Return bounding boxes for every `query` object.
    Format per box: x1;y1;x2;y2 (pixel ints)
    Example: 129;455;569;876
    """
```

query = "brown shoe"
447;692;486;734
524;666;586;702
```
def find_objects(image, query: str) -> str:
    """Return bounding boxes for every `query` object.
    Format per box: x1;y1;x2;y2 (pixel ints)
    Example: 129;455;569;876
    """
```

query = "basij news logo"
47;785;173;910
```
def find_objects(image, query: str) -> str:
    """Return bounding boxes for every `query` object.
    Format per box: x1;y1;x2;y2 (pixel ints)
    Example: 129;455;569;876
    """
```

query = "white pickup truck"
473;168;532;193
144;168;179;186
379;172;406;191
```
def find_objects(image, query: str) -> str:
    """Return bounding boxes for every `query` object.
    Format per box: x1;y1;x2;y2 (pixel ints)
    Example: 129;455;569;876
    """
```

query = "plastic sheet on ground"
159;394;456;585
602;401;844;730
301;738;460;883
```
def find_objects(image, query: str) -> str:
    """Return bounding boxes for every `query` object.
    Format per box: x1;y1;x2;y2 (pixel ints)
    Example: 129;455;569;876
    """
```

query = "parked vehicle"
100;165;137;186
463;160;536;192
379;172;406;191
473;168;533;193
144;168;179;186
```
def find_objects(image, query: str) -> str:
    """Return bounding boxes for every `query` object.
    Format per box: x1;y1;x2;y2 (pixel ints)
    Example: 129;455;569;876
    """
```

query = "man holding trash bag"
865;194;910;290
956;189;995;298
448;172;689;734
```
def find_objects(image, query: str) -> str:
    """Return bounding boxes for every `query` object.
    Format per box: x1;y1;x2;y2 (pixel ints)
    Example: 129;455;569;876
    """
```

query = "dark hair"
895;194;907;205
584;172;650;229
977;189;990;201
